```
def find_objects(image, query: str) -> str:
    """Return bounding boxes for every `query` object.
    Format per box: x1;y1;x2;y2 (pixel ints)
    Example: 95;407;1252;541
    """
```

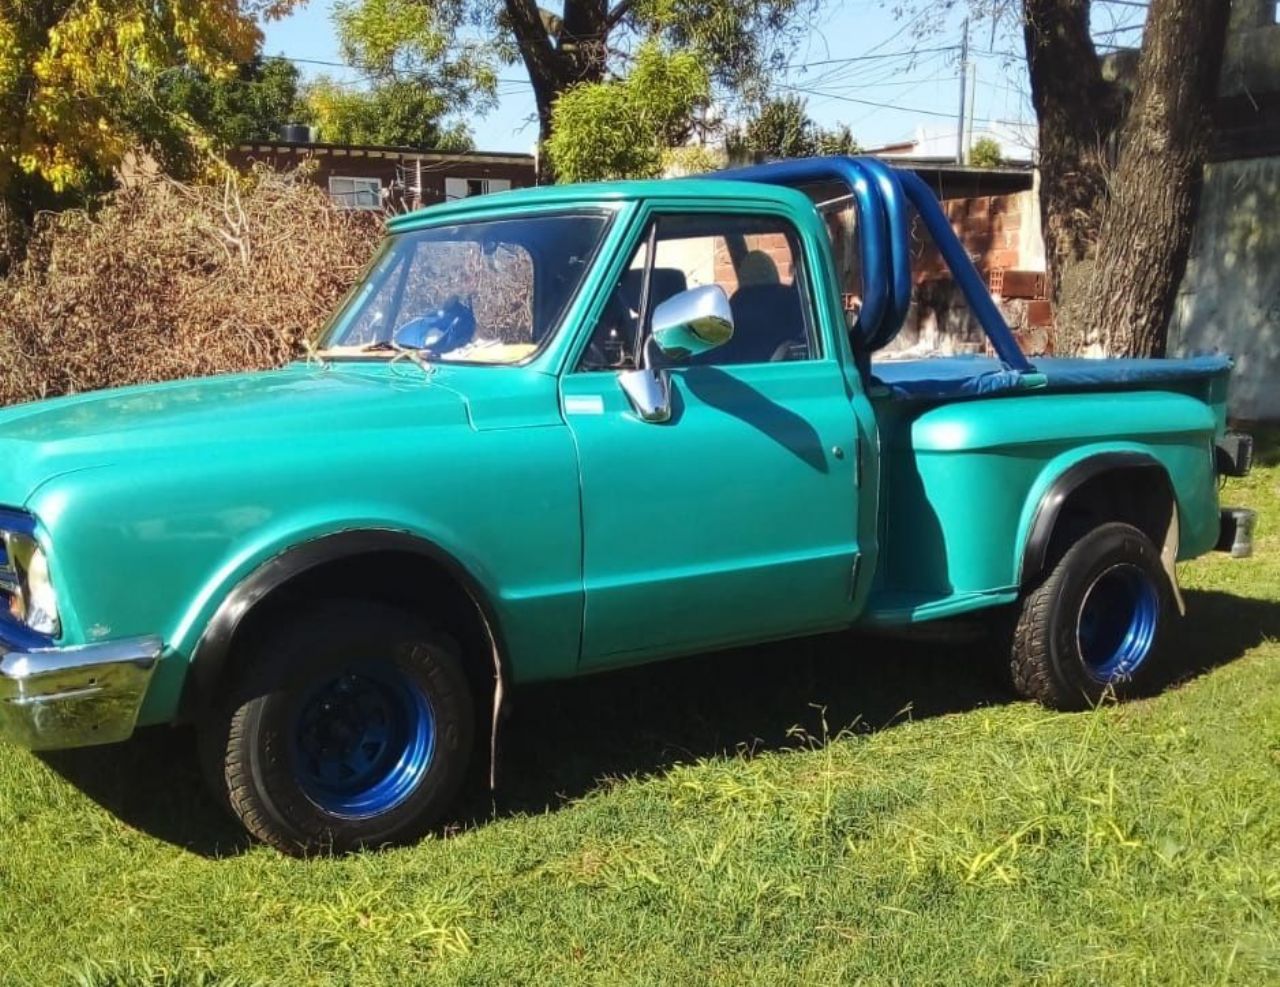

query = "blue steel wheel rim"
291;663;435;819
1075;563;1160;683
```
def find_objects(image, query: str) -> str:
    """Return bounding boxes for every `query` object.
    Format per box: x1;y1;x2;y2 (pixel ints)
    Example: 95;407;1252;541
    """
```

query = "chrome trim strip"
0;636;162;749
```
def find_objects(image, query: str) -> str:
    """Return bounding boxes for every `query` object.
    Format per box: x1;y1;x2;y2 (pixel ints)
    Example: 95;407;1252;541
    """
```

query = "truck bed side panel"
866;390;1217;624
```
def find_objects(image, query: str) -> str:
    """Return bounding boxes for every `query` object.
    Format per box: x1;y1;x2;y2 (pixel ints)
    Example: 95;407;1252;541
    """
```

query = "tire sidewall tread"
204;601;474;855
1011;522;1172;710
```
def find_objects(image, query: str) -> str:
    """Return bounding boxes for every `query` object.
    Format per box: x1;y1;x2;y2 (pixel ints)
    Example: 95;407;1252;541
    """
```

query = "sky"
260;1;1146;157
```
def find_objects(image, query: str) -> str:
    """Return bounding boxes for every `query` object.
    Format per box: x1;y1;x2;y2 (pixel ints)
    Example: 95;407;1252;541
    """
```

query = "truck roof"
387;177;815;233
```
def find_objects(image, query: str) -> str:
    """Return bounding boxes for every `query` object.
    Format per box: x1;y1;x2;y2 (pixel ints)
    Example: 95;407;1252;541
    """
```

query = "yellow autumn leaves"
0;0;298;193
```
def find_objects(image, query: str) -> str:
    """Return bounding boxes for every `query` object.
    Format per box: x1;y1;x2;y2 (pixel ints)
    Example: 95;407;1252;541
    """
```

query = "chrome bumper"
0;636;161;749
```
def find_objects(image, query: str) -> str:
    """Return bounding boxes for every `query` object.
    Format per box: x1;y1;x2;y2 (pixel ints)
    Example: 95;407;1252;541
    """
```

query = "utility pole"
956;16;969;165
963;60;977;163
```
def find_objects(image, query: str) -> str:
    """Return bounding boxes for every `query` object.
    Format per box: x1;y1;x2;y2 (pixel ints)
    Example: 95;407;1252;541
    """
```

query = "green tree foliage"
814;122;861;157
133;57;303;177
331;0;823;172
727;96;860;163
303;78;475;149
729;95;814;161
331;0;499;123
968;136;1002;168
545;43;708;182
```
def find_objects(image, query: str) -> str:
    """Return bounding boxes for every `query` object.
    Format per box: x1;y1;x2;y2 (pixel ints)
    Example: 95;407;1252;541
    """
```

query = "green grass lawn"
1;436;1278;986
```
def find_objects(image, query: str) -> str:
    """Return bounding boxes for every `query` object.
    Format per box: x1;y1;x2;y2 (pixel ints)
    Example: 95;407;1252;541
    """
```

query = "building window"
328;176;382;211
444;177;513;201
1273;0;1279;24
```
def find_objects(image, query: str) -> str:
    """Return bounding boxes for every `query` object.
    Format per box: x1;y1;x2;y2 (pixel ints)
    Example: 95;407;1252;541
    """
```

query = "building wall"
1221;0;1280;100
229;145;536;211
1171;157;1280;421
1170;0;1280;422
881;185;1053;357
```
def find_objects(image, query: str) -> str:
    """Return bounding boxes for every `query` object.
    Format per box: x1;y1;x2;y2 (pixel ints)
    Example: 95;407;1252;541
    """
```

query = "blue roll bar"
711;155;1034;373
715;157;894;351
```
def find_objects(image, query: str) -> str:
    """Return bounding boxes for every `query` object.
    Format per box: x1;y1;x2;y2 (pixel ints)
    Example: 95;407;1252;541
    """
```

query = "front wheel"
1010;522;1173;710
200;602;475;854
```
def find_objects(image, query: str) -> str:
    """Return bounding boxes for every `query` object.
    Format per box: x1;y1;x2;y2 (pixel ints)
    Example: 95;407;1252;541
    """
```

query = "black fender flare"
180;529;511;745
1019;452;1174;586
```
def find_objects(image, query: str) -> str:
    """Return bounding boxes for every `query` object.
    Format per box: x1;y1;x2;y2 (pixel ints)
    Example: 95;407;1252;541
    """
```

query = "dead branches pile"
0;170;382;406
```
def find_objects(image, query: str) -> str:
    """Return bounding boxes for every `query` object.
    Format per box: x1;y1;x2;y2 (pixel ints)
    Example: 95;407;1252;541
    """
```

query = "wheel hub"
292;666;435;819
1076;563;1159;683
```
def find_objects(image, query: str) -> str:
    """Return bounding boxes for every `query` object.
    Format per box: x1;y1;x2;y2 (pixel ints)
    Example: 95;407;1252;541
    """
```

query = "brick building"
229;137;537;212
805;163;1050;358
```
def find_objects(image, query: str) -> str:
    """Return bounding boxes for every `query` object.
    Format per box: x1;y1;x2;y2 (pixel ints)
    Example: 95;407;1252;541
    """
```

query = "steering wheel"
393;295;475;353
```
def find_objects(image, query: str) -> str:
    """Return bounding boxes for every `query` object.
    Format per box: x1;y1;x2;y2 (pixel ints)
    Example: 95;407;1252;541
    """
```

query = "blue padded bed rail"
871;354;1234;402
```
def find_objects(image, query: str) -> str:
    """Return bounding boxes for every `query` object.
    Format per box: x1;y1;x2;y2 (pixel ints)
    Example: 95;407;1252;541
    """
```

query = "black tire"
1010;521;1173;710
199;601;474;854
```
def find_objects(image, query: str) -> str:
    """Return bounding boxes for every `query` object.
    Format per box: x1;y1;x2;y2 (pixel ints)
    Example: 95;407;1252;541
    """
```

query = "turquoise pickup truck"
0;156;1254;853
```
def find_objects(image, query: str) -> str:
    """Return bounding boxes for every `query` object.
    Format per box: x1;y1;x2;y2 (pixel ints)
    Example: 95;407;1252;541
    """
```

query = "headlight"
1;530;61;638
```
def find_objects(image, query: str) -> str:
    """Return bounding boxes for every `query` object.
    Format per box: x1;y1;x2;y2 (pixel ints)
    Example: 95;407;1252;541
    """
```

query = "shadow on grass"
38;589;1279;858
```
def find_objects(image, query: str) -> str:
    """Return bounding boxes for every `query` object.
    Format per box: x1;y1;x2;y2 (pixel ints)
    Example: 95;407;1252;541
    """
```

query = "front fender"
164;507;500;660
27;418;585;725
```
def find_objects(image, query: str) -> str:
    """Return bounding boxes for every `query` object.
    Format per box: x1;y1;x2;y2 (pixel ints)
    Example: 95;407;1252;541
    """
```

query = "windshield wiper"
363;338;435;375
301;338;330;370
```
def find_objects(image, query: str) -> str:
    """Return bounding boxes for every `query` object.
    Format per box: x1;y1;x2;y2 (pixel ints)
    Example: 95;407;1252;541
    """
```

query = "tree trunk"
1024;0;1123;329
1083;0;1230;356
504;0;608;182
1024;0;1230;356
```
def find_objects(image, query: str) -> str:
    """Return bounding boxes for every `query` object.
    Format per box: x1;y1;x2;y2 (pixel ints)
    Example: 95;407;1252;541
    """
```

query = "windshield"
319;211;612;364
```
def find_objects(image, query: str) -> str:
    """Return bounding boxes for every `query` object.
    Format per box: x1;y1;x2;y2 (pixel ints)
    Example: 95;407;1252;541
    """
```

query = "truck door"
561;209;861;668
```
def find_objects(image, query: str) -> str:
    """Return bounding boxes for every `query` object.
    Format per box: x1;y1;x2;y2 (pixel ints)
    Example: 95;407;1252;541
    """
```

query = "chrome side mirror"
618;368;672;423
650;284;734;361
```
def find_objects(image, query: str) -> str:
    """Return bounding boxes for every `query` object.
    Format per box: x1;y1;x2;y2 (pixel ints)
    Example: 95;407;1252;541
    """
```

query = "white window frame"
328;176;383;211
444;177;513;201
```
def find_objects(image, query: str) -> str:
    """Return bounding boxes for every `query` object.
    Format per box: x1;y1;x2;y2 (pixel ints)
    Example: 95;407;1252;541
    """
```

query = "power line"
784;44;960;71
1094;23;1144;37
263;53;527;86
797;45;953;90
776;79;1030;130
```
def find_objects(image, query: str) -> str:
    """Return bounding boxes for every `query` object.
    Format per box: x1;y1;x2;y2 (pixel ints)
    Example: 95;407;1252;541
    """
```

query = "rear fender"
1015;448;1184;612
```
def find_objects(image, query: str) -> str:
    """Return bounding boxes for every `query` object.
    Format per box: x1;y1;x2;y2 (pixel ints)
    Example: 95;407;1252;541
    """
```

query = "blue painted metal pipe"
712;155;1034;372
895;168;1033;371
714;157;892;350
853;157;913;349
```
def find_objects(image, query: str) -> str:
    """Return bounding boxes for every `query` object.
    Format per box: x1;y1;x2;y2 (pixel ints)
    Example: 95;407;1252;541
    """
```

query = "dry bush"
0;169;382;406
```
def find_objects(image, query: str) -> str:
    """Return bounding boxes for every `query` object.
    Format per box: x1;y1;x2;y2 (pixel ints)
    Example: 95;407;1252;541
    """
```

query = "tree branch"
606;0;635;29
504;0;559;80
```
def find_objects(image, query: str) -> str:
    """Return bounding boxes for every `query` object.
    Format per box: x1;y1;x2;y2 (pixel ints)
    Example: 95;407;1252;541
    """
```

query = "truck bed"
870;354;1233;401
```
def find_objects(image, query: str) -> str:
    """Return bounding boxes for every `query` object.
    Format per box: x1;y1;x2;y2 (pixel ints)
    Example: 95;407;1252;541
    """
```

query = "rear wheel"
200;602;474;854
1010;522;1172;709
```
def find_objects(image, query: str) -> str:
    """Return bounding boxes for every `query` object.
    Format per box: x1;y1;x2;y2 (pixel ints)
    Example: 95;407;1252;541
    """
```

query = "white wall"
1171;157;1280;421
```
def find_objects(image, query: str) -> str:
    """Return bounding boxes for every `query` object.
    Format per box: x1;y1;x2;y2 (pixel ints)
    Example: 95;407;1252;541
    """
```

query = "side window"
579;213;816;370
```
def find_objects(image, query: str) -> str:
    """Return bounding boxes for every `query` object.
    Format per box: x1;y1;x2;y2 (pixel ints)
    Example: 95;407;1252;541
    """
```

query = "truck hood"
0;364;472;505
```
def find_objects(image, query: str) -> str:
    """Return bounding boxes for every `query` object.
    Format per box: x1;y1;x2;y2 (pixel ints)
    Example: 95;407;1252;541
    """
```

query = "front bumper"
0;636;161;749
